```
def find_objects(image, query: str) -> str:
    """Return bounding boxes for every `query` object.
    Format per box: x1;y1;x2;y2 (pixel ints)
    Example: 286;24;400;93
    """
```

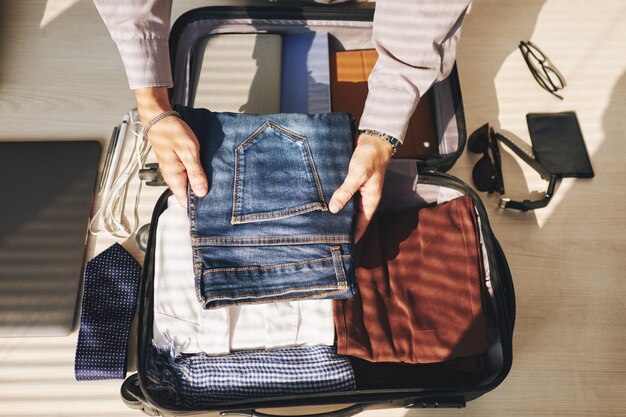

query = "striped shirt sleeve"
93;0;174;89
93;0;470;143
359;0;470;143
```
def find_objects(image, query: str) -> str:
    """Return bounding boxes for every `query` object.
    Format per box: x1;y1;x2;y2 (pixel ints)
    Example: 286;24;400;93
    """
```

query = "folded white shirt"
153;196;335;355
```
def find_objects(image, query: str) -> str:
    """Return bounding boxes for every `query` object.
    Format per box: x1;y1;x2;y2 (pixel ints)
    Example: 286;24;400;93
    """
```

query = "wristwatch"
358;129;401;155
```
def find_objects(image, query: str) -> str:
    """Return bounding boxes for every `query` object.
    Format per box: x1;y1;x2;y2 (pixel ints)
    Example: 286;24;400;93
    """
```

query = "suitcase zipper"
405;397;466;409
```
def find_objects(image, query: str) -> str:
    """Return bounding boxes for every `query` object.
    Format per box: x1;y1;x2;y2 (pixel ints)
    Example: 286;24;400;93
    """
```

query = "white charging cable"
89;111;152;238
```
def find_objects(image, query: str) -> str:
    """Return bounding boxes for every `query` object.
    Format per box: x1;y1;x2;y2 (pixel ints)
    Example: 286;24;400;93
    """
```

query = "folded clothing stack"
148;103;489;406
149;194;491;405
334;195;490;364
150;198;354;407
181;107;356;309
148;107;358;407
153;196;336;355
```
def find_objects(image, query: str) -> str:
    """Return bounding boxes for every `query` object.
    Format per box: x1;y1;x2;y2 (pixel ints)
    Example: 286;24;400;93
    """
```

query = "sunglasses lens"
468;124;490;153
472;155;498;192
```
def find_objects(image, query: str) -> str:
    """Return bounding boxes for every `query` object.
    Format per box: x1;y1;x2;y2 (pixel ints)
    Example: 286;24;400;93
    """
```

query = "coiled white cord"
89;111;151;238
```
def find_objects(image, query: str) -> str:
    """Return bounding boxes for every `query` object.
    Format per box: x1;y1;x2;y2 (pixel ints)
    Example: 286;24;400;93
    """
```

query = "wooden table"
1;0;625;416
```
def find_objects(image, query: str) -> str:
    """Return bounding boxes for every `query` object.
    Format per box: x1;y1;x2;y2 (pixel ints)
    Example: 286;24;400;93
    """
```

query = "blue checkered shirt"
147;344;355;408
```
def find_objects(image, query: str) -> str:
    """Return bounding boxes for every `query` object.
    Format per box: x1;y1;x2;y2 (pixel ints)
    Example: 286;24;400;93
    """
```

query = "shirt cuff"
358;86;419;144
114;37;173;90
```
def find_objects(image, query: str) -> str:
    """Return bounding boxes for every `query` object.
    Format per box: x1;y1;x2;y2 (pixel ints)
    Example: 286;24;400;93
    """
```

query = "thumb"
178;148;208;197
329;169;365;213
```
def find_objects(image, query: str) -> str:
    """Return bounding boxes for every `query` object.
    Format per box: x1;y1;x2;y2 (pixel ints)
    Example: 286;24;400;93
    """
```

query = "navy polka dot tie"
75;243;141;381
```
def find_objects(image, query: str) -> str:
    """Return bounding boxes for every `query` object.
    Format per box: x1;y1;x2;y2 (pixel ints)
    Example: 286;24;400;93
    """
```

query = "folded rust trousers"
334;195;490;363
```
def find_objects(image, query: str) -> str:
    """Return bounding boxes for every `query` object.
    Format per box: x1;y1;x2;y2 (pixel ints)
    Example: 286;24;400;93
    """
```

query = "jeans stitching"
203;283;348;298
273;122;328;209
192;234;351;246
232;121;276;222
202;254;352;275
231;121;328;225
187;186;205;305
232;147;243;221
270;121;307;141
300;131;327;206
232;202;327;224
331;246;348;286
268;122;328;205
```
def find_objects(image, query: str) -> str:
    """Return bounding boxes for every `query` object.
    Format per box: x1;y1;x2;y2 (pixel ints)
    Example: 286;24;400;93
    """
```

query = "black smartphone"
526;111;594;178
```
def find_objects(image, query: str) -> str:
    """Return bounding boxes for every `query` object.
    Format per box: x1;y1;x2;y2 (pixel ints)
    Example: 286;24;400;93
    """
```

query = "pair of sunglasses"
469;123;505;194
519;40;567;100
468;123;559;211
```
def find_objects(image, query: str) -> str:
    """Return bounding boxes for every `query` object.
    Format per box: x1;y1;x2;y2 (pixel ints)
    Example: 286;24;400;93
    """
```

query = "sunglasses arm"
494;132;552;180
498;174;559;211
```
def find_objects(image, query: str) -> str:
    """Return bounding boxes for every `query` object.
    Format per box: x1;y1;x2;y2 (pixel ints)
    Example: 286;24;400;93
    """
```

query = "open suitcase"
121;3;515;416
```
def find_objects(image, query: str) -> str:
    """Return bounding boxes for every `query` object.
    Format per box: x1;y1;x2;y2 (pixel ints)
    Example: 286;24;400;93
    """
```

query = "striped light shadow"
39;0;80;29
192;34;282;114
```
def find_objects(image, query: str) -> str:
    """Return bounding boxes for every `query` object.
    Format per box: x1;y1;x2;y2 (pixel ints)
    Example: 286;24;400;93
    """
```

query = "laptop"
0;140;100;336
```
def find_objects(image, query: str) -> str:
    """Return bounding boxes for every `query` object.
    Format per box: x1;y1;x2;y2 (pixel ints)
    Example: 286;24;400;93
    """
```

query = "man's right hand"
135;87;208;208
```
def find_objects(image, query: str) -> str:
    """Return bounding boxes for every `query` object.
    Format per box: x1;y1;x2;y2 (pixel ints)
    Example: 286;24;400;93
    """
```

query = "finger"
359;185;383;217
171;186;188;209
161;165;189;209
354;191;380;243
176;146;208;197
354;211;369;244
329;168;367;213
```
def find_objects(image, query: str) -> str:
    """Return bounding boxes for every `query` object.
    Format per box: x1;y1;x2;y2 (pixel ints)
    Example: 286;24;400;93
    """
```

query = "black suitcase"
121;4;515;416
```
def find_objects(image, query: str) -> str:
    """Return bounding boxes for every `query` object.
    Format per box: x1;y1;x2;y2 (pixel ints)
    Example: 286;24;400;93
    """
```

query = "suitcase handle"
220;403;365;417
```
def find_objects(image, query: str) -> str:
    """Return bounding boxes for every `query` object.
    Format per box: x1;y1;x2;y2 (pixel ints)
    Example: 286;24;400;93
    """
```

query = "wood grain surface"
1;0;625;416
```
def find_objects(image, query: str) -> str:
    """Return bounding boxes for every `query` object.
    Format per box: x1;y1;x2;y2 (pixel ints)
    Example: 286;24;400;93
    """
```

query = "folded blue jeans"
178;107;356;309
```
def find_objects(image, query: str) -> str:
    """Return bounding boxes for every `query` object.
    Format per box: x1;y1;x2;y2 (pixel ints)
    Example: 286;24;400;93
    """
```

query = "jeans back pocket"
232;121;328;224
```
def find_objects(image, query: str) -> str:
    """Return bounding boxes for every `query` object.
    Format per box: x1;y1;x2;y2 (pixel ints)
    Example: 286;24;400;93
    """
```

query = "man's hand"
135;87;208;207
329;132;394;243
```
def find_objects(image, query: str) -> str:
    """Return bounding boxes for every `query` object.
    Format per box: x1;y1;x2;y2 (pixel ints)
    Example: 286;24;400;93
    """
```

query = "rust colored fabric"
329;49;437;159
334;195;490;364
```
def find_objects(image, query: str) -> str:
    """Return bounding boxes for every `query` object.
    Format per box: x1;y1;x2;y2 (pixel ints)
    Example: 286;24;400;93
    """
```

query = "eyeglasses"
519;40;566;100
468;123;559;211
